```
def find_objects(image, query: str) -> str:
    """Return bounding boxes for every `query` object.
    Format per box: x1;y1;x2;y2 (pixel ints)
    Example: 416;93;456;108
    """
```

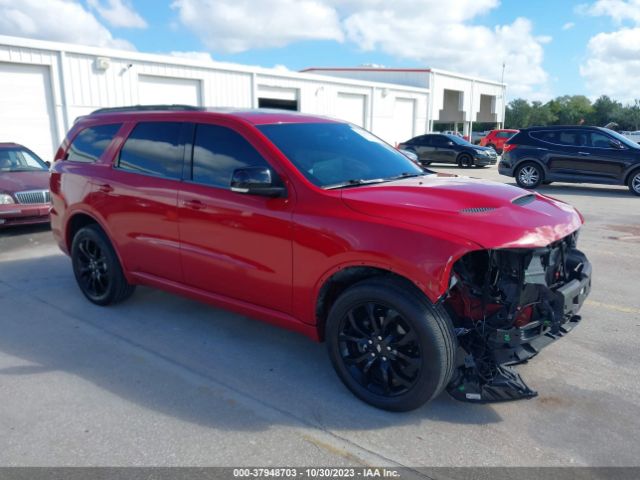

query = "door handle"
578;152;591;156
97;183;113;193
182;199;206;210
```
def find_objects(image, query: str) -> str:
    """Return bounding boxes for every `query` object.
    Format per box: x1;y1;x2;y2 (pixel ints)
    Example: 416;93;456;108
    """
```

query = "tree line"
505;95;640;131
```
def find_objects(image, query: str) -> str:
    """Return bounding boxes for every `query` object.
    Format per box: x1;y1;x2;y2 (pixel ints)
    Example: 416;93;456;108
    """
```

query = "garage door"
0;63;58;160
392;98;416;145
335;93;367;127
138;75;202;106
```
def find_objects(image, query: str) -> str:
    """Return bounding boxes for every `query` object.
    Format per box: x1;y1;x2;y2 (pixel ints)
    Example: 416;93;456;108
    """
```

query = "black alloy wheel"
326;278;456;411
71;224;136;305
338;302;421;397
457;153;473;168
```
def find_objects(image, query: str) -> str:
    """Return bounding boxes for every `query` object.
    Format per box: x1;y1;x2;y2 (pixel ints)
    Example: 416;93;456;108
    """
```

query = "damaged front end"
443;230;592;403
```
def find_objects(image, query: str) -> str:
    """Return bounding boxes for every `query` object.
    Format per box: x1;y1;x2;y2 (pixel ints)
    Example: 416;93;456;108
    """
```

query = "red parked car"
50;106;591;411
480;129;519;153
0;143;51;228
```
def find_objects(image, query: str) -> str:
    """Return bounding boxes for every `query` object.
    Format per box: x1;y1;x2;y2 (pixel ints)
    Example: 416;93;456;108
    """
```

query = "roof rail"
91;104;204;114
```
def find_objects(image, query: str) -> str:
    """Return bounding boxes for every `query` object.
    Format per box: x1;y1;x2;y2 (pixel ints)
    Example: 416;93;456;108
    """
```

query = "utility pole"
501;61;506;129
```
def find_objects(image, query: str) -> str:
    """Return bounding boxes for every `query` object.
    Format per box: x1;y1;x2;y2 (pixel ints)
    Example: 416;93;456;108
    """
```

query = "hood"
341;175;582;249
0;170;50;194
473;145;495;152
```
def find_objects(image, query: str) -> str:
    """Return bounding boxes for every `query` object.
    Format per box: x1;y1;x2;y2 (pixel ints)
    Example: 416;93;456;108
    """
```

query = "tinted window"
590;132;613;148
118;122;185;179
258;123;422;188
558;131;588;146
67;124;121;163
191;124;270;188
530;130;588;146
432;135;450;147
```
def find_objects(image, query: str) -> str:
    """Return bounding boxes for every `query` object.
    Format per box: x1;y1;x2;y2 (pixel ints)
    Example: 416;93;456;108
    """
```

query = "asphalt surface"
0;166;639;467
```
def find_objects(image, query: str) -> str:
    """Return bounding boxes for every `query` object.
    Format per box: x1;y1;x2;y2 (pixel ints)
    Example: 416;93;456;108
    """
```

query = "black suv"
499;126;640;196
398;134;497;168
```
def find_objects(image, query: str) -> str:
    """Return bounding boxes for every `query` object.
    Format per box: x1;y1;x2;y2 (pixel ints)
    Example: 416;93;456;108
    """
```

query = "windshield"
446;134;473;147
258;123;424;188
0;148;48;172
602;128;640;148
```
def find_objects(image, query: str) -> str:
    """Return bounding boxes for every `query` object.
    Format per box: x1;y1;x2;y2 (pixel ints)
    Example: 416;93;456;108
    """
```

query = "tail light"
502;143;518;153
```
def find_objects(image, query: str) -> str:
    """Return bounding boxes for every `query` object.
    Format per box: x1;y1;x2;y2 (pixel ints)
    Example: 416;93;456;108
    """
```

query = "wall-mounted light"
94;57;110;71
381;88;389;97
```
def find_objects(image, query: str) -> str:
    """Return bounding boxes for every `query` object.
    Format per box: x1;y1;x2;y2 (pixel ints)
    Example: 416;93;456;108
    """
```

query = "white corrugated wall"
0;35;429;158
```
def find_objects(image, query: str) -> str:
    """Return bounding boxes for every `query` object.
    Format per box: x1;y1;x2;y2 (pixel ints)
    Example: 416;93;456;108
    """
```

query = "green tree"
505;98;531;128
528;101;557;126
547;95;593;125
589;95;623;127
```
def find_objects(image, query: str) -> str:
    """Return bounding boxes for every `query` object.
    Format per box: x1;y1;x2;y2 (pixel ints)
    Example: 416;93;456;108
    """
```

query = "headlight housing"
0;194;15;205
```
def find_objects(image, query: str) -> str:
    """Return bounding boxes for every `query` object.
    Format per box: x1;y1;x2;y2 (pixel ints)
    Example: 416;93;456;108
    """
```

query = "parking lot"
0;165;639;467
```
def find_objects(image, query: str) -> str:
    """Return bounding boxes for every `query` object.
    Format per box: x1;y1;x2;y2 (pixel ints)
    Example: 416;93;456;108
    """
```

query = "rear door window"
118;122;186;179
67;124;122;163
530;130;588;147
191;124;271;188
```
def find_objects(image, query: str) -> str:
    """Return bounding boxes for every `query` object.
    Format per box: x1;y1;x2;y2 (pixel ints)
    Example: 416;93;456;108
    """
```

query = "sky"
1;0;640;104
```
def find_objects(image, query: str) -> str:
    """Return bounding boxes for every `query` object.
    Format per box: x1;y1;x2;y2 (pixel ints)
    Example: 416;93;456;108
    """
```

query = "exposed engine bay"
443;230;592;402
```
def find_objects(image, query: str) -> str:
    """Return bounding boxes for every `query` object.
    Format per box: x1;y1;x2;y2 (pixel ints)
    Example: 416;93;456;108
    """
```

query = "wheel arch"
65;210;133;283
514;158;548;177
314;265;433;342
623;165;640;185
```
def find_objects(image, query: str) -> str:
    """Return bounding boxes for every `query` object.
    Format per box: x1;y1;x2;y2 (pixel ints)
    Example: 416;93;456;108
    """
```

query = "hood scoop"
459;207;497;214
512;194;536;206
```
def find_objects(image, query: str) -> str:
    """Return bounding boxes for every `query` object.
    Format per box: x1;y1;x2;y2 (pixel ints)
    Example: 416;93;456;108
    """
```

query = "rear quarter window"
67;124;122;163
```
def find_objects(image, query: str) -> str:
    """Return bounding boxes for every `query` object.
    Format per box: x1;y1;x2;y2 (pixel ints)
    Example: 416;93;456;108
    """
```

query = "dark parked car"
0;143;51;227
51;106;591;411
499;126;640;195
399;134;498;168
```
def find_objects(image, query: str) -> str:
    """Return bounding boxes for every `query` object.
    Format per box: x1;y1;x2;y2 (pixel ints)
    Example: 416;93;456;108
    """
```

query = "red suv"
50;106;591;411
480;129;519;154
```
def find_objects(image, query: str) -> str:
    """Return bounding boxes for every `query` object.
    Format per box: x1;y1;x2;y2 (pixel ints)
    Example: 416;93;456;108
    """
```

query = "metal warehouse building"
0;35;505;161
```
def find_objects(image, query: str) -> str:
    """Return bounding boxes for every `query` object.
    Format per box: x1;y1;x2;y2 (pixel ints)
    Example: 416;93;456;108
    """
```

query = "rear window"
67;124;121;163
496;131;516;139
118;122;186;179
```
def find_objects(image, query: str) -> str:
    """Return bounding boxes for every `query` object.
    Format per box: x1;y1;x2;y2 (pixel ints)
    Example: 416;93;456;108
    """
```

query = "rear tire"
457;153;473;168
515;162;543;189
326;277;456;411
71;224;136;306
628;169;640;196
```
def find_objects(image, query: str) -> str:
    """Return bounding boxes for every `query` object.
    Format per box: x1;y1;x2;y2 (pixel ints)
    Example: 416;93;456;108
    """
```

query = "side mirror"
45;161;51;167
230;167;286;198
447;141;455;146
610;139;625;149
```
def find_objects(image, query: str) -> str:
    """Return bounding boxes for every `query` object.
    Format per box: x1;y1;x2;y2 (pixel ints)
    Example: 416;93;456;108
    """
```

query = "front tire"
457;153;473;168
71;224;135;306
326;278;456;411
628;169;640;196
515;162;543;189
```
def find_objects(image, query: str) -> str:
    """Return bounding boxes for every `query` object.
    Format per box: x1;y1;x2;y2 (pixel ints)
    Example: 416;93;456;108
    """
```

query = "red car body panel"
480;129;519;152
50;110;583;341
0;145;50;227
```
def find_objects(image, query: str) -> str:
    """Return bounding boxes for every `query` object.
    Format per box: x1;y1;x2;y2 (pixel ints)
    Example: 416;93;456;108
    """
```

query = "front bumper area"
444;234;592;403
0;204;50;228
473;153;498;166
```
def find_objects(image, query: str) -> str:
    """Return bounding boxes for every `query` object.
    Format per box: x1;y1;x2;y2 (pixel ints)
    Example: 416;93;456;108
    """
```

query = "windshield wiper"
383;172;427;182
323;178;387;190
